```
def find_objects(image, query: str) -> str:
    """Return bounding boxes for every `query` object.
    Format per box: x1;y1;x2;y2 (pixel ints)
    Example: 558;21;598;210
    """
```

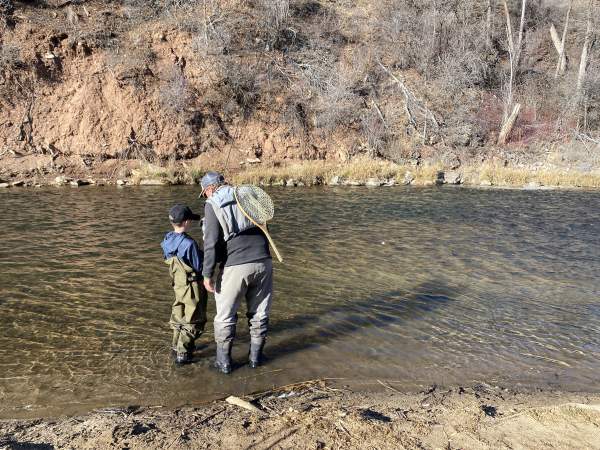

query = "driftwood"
498;103;521;145
225;396;266;415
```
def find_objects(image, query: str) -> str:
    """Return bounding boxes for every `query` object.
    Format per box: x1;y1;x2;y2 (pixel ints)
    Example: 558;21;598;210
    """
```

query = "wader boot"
214;341;233;374
248;338;265;368
165;257;208;363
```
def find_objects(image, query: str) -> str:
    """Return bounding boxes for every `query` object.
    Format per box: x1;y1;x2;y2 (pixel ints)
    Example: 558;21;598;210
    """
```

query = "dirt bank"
1;381;599;449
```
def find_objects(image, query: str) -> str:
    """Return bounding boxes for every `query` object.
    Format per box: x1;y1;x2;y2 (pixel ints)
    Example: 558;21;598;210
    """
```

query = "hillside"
0;0;598;186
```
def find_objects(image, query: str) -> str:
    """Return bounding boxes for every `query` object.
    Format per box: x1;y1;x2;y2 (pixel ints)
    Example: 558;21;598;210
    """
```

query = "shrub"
160;68;198;113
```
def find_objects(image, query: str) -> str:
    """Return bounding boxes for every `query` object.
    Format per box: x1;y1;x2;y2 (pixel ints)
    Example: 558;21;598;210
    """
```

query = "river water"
1;186;599;419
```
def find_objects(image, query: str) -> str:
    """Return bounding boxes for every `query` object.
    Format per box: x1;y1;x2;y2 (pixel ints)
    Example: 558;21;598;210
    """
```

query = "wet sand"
1;381;599;449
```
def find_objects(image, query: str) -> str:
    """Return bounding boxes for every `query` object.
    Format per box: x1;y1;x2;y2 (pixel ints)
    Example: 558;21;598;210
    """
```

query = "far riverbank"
2;157;600;190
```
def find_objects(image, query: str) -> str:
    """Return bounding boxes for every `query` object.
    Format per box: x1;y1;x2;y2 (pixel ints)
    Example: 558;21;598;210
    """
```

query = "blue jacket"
161;232;203;274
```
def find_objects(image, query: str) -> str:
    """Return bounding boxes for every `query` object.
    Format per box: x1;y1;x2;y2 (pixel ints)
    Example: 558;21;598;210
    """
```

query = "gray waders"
165;257;208;358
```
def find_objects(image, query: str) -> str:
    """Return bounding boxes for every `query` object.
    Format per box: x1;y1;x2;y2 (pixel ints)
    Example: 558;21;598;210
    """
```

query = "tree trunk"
501;0;527;120
555;0;572;78
486;0;493;48
577;0;593;93
498;103;521;145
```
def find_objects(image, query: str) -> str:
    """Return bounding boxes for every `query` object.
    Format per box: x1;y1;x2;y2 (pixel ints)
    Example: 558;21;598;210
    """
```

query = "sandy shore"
1;381;599;449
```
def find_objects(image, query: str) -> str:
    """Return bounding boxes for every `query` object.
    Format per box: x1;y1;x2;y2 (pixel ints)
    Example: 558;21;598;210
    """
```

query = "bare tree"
498;0;527;145
577;0;594;93
552;0;572;78
486;0;493;48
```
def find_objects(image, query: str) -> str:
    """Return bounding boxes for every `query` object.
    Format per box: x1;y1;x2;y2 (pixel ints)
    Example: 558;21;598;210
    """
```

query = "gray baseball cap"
199;171;225;197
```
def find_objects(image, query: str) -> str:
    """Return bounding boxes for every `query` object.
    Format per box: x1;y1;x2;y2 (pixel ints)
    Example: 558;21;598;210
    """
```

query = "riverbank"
1;381;599;449
2;156;600;190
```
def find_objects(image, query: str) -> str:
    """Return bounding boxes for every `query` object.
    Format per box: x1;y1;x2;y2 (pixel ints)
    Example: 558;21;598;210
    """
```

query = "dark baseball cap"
199;171;225;197
169;204;200;223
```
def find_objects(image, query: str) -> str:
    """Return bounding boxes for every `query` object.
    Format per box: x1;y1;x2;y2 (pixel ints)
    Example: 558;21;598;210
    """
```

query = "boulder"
365;178;384;187
435;171;445;185
116;179;126;186
523;181;541;190
384;178;396;187
54;175;70;186
329;175;342;186
0;183;9;188
11;180;24;187
344;180;365;186
70;179;90;187
285;179;297;187
140;178;171;186
445;171;462;185
480;179;492;186
403;172;415;185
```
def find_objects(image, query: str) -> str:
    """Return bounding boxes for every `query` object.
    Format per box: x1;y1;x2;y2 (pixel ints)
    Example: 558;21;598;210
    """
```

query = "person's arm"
186;240;203;275
202;203;219;280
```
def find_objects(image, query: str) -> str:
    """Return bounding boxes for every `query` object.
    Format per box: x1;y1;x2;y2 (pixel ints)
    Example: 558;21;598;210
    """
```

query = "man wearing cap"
200;171;273;374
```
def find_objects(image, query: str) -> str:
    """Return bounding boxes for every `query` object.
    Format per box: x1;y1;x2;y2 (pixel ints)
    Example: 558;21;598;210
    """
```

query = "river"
1;186;599;419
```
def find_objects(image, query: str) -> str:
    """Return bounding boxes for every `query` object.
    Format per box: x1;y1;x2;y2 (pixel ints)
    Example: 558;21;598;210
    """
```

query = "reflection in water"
0;186;599;418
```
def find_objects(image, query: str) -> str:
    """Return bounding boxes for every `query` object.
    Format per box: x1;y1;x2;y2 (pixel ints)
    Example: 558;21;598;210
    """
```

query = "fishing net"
234;185;275;224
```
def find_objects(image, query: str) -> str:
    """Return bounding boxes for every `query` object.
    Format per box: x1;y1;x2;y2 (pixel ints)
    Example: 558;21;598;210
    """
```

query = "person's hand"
204;277;215;293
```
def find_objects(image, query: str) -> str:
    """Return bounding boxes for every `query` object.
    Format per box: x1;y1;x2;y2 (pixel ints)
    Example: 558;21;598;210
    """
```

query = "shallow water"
1;186;599;419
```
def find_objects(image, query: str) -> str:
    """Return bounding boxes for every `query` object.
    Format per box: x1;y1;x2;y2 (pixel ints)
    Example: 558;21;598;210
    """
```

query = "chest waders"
165;257;208;356
206;186;273;374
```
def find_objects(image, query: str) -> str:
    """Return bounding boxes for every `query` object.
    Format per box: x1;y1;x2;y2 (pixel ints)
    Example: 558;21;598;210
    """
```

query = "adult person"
200;171;273;374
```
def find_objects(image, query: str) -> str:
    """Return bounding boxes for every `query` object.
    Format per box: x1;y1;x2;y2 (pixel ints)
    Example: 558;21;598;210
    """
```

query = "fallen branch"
377;379;401;394
225;396;266;415
377;61;440;132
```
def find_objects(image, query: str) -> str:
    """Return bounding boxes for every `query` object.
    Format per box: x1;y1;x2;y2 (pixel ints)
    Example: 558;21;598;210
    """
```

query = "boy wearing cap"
161;204;208;365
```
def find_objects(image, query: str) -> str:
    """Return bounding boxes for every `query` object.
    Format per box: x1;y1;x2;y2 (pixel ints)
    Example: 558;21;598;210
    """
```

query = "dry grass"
467;164;600;188
229;158;441;185
130;158;600;189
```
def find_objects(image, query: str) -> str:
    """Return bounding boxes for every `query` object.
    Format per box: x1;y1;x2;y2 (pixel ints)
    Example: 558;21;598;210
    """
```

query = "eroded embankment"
1;381;600;449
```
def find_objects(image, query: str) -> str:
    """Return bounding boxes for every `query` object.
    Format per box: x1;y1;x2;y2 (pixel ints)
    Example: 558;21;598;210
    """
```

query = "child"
161;204;207;365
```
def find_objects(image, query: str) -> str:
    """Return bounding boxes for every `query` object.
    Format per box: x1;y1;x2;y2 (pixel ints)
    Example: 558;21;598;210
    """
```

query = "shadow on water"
265;280;457;361
193;280;457;365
